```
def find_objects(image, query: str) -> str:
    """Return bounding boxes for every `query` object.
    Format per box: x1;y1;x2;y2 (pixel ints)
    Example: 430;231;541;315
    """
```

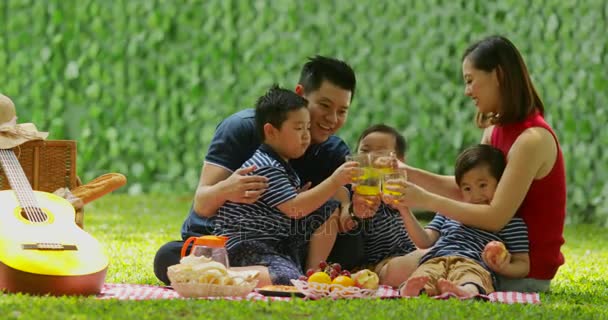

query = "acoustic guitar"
0;149;108;295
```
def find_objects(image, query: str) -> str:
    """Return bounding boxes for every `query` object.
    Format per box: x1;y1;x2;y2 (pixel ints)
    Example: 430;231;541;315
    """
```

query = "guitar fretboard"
0;149;48;222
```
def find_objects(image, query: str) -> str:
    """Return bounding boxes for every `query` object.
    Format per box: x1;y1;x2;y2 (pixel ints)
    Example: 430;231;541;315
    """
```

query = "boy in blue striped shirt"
214;85;357;285
387;144;529;297
349;124;419;285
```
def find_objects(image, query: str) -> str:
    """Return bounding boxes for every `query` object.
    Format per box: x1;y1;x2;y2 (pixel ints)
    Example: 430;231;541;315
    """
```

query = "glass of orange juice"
382;170;407;196
345;153;370;181
346;153;381;195
353;167;381;196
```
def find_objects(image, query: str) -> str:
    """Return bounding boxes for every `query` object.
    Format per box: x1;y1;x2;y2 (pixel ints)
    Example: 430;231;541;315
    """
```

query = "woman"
399;35;566;292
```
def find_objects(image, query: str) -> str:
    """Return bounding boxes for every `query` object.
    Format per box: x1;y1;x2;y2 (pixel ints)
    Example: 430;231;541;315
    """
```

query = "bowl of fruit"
290;261;380;299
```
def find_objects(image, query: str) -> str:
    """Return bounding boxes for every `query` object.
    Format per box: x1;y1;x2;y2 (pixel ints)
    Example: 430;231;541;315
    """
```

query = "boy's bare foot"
437;279;478;298
400;276;429;297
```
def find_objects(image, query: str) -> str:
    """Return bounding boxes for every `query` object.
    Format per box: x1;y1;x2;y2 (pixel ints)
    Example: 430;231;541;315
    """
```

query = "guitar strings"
7;150;47;222
0;149;45;222
0;149;47;222
0;150;33;221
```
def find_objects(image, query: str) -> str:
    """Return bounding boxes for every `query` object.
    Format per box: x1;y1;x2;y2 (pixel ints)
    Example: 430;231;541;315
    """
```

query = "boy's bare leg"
229;266;272;288
379;249;426;287
437;278;479;298
400;276;430;297
305;208;340;271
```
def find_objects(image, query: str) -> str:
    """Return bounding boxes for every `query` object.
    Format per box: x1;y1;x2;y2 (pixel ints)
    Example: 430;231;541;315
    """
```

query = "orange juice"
353;168;379;181
353;168;381;195
377;167;395;175
382;183;402;196
381;171;407;196
355;184;381;196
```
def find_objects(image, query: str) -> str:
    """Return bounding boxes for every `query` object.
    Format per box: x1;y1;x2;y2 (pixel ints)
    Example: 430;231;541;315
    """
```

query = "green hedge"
1;0;606;226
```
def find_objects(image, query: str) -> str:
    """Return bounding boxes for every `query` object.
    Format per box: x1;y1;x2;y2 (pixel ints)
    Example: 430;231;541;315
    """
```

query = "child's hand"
330;161;360;186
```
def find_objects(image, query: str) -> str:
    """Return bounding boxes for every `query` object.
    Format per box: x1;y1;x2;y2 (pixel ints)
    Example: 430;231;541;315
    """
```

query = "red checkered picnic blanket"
97;284;540;304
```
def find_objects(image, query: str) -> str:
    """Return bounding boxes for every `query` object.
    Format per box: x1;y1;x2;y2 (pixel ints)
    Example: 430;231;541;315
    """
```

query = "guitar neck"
0;149;41;209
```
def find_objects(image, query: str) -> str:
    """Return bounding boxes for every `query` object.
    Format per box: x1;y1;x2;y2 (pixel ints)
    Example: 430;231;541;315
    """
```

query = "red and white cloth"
97;284;540;304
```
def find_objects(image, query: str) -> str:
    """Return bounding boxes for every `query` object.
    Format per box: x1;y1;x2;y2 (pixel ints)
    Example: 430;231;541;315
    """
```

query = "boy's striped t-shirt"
215;145;300;250
363;204;417;265
421;214;529;270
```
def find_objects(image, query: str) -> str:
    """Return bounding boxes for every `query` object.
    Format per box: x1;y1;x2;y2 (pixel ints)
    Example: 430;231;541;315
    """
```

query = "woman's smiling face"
462;57;501;115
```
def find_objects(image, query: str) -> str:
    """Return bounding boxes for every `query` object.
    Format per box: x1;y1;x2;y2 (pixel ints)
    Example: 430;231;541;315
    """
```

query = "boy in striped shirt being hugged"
386;144;529;297
214;85;358;285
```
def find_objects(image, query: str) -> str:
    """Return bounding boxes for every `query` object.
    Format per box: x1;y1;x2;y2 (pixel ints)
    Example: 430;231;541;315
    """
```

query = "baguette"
71;173;127;204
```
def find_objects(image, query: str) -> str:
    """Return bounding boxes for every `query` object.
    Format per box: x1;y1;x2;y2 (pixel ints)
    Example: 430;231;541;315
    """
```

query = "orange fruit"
331;275;355;287
307;271;331;284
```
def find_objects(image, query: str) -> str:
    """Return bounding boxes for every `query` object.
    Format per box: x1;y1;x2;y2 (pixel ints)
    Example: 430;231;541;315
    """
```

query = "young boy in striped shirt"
387;144;530;297
349;124;419;284
214;85;357;285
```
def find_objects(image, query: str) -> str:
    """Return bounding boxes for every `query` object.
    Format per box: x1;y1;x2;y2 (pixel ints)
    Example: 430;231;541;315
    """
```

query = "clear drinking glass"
346;153;381;196
382;170;407;196
345;153;370;181
370;150;397;175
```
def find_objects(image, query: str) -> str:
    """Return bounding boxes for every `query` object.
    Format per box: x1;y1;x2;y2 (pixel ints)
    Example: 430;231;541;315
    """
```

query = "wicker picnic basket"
0;140;83;226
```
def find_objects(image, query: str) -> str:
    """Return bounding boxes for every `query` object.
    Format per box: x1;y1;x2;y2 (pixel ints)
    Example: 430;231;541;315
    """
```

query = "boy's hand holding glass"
331;159;360;186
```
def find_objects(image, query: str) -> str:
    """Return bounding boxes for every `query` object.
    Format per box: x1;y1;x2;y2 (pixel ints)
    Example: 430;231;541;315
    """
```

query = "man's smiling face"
302;80;351;144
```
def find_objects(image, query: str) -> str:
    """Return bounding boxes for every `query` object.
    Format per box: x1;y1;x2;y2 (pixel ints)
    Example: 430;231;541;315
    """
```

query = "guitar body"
0;190;108;296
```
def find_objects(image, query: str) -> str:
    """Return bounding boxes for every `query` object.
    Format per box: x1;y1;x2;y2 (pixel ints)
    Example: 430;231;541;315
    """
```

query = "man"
154;56;370;285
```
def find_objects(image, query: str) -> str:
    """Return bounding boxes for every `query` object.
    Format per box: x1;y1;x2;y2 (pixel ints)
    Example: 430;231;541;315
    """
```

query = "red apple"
484;241;509;265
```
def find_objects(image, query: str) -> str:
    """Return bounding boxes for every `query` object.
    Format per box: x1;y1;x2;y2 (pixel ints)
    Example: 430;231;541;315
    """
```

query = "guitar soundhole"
20;207;49;223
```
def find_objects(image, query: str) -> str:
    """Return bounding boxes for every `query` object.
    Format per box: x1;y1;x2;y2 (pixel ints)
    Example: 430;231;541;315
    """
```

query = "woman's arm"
402;165;463;201
399;126;495;202
402;127;557;232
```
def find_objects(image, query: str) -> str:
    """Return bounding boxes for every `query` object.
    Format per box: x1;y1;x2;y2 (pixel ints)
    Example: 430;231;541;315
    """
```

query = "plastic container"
181;235;229;268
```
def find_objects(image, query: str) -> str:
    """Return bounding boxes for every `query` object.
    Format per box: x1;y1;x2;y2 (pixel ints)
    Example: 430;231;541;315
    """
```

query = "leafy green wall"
1;0;607;225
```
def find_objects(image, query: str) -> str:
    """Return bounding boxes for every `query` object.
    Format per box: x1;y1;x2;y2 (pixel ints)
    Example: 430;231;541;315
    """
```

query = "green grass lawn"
1;194;607;319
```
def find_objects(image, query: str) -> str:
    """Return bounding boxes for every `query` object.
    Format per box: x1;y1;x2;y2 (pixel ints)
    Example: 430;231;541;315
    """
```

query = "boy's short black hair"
298;55;356;101
255;85;308;140
356;124;408;158
454;144;506;186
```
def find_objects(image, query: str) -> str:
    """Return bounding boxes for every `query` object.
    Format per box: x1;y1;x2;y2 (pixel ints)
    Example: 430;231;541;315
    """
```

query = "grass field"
0;194;606;319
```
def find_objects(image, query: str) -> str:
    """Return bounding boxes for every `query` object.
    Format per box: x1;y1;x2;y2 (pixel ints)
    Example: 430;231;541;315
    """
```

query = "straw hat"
0;93;48;149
